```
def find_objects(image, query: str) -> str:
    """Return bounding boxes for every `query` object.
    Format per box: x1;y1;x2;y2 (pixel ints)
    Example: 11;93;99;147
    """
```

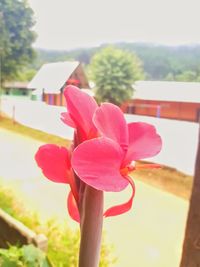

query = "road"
0;128;189;267
2;97;199;175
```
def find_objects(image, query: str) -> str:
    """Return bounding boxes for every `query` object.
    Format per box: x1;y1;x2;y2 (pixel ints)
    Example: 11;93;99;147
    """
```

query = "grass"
0;115;193;200
134;162;193;200
0;116;69;147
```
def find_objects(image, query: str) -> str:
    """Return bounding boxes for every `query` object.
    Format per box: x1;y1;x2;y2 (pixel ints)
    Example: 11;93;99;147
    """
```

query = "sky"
28;0;200;51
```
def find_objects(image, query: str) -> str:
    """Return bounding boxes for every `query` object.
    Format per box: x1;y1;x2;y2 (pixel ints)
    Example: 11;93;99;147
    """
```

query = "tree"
175;70;198;82
179;125;200;267
89;46;145;106
16;68;36;81
0;0;36;82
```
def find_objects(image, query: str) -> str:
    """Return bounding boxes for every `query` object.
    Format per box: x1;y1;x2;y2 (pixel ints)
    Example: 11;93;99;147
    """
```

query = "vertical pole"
0;50;2;119
12;104;15;124
179;122;200;267
156;105;161;118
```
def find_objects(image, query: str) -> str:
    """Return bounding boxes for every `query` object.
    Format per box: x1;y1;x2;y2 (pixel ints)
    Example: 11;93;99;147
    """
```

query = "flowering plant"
35;85;162;267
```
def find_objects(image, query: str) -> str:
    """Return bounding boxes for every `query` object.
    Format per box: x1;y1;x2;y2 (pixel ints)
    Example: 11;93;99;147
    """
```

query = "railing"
0;208;47;251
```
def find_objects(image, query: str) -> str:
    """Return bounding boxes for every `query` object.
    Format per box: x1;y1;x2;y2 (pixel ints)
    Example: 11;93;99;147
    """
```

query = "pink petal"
35;144;71;184
61;112;76;128
124;122;162;165
93;103;128;152
67;191;80;223
72;137;128;192
64;85;98;139
104;176;135;217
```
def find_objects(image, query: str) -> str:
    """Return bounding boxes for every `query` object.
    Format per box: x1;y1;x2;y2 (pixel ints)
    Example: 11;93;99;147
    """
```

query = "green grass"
134;162;193;200
0;116;69;147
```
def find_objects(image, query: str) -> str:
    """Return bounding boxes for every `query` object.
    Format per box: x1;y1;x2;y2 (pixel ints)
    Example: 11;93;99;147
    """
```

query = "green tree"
16;68;36;81
89;46;145;106
175;70;198;82
0;0;36;82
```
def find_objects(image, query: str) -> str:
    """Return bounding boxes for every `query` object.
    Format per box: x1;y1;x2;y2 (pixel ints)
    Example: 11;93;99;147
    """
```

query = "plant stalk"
79;185;104;267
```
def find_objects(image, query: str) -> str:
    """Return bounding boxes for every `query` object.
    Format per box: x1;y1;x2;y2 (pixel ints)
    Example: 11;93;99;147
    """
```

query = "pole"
179;122;200;267
0;49;2;119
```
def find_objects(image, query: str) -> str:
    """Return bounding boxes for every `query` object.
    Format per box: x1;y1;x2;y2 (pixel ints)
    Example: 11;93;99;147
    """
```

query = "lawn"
0;116;68;147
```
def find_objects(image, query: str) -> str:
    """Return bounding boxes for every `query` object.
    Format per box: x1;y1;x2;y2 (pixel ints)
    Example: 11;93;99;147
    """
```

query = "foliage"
89;46;145;105
0;181;116;266
0;0;36;82
117;43;200;81
16;68;37;82
31;48;98;70
174;70;200;82
32;43;200;82
0;245;51;267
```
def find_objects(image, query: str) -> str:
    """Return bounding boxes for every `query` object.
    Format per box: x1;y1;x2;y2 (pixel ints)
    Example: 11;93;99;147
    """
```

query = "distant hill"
32;43;200;81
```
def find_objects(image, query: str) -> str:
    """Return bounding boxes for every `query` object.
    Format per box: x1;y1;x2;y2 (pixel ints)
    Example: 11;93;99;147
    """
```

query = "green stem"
79;185;104;267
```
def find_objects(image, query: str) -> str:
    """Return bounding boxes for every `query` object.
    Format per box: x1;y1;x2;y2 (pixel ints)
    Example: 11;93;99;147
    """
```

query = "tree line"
2;0;200;86
1;0;200;83
34;43;200;82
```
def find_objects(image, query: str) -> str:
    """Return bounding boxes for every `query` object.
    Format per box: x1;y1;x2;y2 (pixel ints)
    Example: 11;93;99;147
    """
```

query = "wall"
122;99;200;122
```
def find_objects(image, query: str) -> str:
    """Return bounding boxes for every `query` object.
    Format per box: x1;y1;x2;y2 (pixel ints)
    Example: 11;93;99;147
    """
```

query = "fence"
0;208;47;251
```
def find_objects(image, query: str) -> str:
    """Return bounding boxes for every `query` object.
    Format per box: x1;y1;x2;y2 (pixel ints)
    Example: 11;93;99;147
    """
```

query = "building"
28;61;90;106
121;81;200;122
3;81;32;96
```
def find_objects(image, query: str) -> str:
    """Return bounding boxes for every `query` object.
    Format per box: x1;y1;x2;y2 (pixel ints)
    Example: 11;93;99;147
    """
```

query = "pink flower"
35;87;162;221
61;85;98;142
35;86;162;267
35;86;99;223
72;103;162;217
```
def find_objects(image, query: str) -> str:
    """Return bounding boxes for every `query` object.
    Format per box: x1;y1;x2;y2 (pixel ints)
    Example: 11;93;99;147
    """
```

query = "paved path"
2;97;199;175
0;128;189;267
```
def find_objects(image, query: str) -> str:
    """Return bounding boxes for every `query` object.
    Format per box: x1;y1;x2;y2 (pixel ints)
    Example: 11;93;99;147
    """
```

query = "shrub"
0;181;115;266
0;244;52;267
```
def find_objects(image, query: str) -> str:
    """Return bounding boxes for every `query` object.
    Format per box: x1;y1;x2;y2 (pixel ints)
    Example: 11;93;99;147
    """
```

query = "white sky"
28;0;200;50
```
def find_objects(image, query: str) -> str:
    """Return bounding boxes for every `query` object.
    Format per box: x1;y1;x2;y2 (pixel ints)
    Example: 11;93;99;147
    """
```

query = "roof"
3;81;29;89
28;61;80;93
133;81;200;103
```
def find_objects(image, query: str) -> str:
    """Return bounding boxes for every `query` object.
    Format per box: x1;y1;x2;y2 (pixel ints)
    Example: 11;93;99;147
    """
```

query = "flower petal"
35;144;71;183
64;85;98;139
104;176;135;217
67;191;80;223
61;112;76;128
72;137;128;192
124;122;162;164
93;103;128;152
